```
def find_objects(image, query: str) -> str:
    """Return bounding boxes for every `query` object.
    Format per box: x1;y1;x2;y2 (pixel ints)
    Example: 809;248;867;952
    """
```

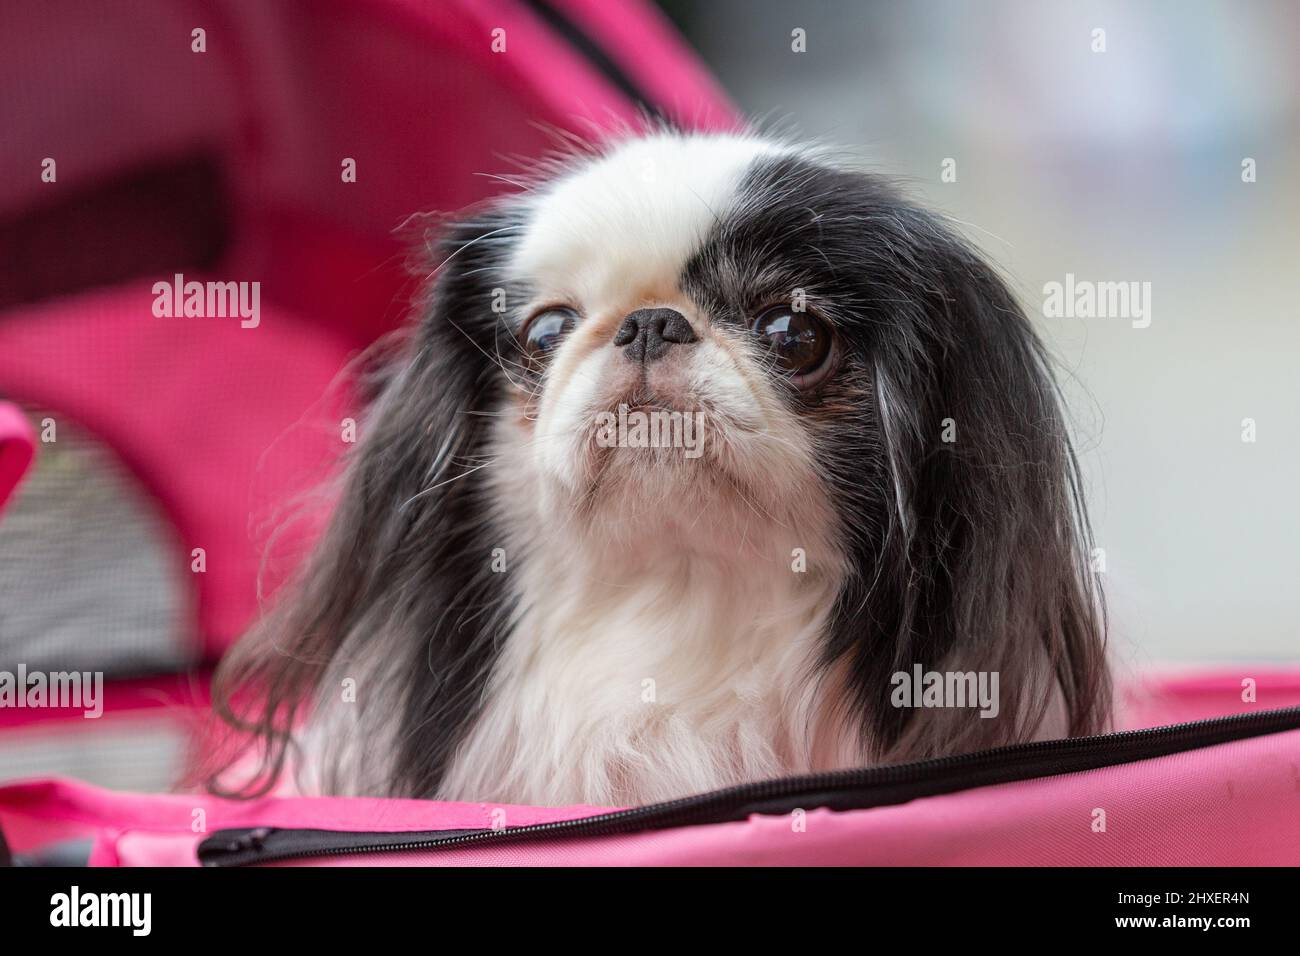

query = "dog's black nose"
612;308;697;364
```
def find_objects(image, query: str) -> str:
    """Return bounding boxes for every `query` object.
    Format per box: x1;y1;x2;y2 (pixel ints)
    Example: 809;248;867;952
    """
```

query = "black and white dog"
212;131;1111;806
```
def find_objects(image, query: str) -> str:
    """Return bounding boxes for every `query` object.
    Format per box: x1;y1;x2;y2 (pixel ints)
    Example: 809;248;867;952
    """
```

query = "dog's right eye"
522;307;577;356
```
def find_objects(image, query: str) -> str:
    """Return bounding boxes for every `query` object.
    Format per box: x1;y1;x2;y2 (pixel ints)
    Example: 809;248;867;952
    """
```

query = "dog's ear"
827;212;1110;759
205;208;525;798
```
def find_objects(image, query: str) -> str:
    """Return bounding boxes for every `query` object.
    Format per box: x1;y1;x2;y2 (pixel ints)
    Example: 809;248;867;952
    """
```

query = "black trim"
520;0;664;118
200;705;1300;866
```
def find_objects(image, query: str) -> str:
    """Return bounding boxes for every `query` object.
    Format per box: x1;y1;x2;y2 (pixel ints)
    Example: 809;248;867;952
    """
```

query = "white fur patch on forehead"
512;133;785;302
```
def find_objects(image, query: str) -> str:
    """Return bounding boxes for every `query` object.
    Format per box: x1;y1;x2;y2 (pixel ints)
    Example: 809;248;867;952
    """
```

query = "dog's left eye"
522;307;577;356
751;306;835;387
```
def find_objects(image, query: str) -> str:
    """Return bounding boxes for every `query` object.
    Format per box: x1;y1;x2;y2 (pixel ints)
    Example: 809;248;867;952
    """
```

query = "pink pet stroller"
0;0;1297;868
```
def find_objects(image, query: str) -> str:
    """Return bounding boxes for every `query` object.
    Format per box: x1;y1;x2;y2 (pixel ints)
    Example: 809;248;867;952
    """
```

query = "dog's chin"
543;399;796;551
581;404;721;498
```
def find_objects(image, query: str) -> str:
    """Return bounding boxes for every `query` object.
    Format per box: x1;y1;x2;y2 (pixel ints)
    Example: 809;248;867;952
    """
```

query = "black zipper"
200;704;1300;866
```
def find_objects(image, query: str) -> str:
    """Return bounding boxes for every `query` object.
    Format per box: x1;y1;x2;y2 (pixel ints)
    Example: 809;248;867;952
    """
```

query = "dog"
210;130;1111;807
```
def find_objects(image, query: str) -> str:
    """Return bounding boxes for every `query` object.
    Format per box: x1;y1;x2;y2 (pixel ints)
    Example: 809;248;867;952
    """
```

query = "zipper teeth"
202;705;1300;866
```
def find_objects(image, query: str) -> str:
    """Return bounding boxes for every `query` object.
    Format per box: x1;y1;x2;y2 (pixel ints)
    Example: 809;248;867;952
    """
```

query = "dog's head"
503;137;834;538
211;132;1110;798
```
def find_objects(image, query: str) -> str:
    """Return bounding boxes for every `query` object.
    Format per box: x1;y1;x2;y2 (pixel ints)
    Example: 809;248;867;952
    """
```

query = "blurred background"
0;0;1295;790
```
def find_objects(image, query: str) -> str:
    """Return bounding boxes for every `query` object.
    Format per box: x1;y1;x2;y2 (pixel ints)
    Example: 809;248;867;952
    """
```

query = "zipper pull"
218;827;276;855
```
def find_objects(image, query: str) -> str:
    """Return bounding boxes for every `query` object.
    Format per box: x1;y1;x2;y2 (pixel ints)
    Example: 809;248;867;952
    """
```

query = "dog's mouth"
589;400;709;452
616;377;694;413
620;401;674;415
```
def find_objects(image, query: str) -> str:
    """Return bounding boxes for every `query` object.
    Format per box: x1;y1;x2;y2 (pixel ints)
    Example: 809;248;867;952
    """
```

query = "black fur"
207;210;527;797
686;155;1109;756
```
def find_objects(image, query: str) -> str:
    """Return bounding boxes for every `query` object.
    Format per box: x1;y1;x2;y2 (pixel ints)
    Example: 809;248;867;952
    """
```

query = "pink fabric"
0;287;355;657
1119;665;1300;728
2;669;1297;866
547;0;738;131
0;401;35;514
0;671;210;732
0;0;738;661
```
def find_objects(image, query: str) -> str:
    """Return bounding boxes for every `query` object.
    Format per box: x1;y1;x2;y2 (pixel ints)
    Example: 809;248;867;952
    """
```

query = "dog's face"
490;135;881;565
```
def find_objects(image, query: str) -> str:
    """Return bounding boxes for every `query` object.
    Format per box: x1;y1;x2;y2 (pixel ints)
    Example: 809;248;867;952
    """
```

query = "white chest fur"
436;540;854;807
